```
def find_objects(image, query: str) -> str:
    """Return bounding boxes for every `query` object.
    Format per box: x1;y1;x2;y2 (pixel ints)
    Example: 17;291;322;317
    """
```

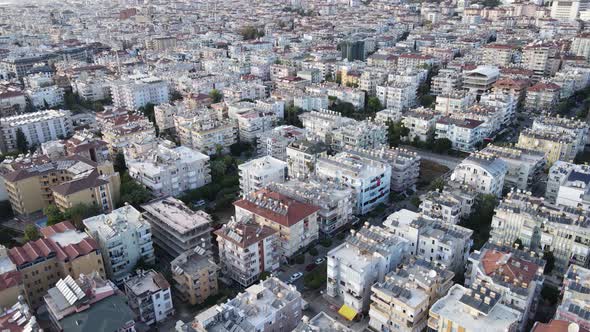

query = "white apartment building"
293;93;329;111
124;269;174;325
238;156;287;195
257;125;305;161
431;69;462;96
375;108;403;124
402;107;441;142
490;190;590;273
525;82;561;111
376;82;417;111
419;189;470;225
111;75;170;110
434;91;476;115
234;109;277;143
522;43;560;78
286;139;329;179
192;277;303;332
141;196;212;258
551;0;588;21
154;103;202;132
465;242;546;331
316;152;391;215
428;283;521;332
331;120;388;151
26;86;65;109
384;211;473;274
84;205;156;284
175;113;237;155
482;44;517;67
532;115;589;157
369;259;454;332
327;225;409;313
480;90;518;126
299;109;356;142
450;152;508;197
555;265;590;332
72;78;110;102
571;33;590;59
481;145;546;191
435;117;485;152
517;128;578;165
359;70;388;96
546;161;590;208
0;109;73;152
234;189;320;259
462;66;500;94
214;217;280;287
125;139;211;197
270;178;355;236
222;82;267;103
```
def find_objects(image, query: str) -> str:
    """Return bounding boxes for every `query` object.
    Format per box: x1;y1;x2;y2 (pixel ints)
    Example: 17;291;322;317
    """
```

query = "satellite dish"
429;270;437;278
568;323;580;332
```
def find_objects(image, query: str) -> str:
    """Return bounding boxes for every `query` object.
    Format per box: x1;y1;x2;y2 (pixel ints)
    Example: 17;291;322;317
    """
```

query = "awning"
338;304;357;321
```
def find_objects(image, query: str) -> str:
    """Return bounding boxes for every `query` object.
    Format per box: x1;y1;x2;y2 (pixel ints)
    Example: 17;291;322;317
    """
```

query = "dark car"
305;263;317;272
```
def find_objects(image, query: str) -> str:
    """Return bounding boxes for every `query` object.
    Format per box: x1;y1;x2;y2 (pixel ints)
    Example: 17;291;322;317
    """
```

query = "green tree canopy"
44;204;65;226
239;25;265;40
23;224;40;243
15;128;28;153
209;89;223;103
119;172;152;208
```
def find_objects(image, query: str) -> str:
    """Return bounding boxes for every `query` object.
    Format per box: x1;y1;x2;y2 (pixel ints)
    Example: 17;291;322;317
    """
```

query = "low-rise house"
327;225;409;314
124;269;174;325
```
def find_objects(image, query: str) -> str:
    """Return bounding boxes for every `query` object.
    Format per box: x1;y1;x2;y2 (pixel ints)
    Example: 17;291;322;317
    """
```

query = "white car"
315;257;325;265
289;272;303;283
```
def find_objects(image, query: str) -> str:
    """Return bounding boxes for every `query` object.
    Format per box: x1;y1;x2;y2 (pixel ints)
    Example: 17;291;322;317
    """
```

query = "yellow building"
170;248;219;305
516;129;576;165
341;69;361;87
2;155;120;215
8;221;106;308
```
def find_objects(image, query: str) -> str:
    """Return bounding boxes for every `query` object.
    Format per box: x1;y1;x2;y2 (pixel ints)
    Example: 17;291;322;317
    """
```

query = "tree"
428;178;445;191
44;204;65;226
460;194;499;250
387;120;409;147
170;90;183;102
543;250;555;274
432;138;453;154
239;25;265;40
43;99;50;110
410;196;422;207
209;89;223;103
23;224;40;243
366;96;384;115
119;173;152;208
482;0;501;7
63;203;101;230
15;128;28;153
513;238;523;249
284;105;303;127
114;152;127;173
329;101;355;117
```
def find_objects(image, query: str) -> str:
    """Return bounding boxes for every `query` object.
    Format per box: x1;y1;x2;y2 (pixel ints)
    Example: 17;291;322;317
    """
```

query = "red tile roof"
532;320;575;332
528;82;560;92
481;249;539;284
0;270;22;291
234;189;319;227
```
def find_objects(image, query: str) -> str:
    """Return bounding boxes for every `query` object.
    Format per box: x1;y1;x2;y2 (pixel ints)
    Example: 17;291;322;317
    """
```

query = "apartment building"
344;147;421;193
384;211;474;274
44;273;136;332
154;103;202;132
0;246;23;310
431;69;463;96
435;117;485;152
327;225;409;314
493;78;531;106
525;82;561;111
462;65;500;94
375;108;403;124
175;113;237;155
286;139;329;179
517;128;578;165
125;139;211;197
551;0;587;21
270;178;355;236
468;242;545;328
546;161;590;207
2;155;120;215
83;205;155;284
434;91;476;115
555;265;590;332
376;82;417;111
331;120;388;151
299;109;356;142
316;152;391;215
141;196;212;258
428;283;521;332
110;75;169;110
234;188;319;259
100;112;156;154
490;190;590;273
482;44;517;66
0;109;73;152
26;86;65;109
480;90;518;126
9;221;105;308
293;93;329;111
124;269;174;325
192;277;303;332
41;130;110;164
238;156;287;195
419;189;471;225
170;246;219;306
369;259;454;332
402;107;441;142
71;77;110;102
481;144;546;190
450;152;508;197
257;125;305;161
532;115;589;157
294;312;352;332
522;43;560;78
571;33;590;59
234;109;277;143
214;217;280;286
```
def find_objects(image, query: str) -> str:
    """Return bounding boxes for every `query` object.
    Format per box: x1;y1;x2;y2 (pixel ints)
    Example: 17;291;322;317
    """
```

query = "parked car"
305;263;316;272
315;257;326;265
289;272;303;283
